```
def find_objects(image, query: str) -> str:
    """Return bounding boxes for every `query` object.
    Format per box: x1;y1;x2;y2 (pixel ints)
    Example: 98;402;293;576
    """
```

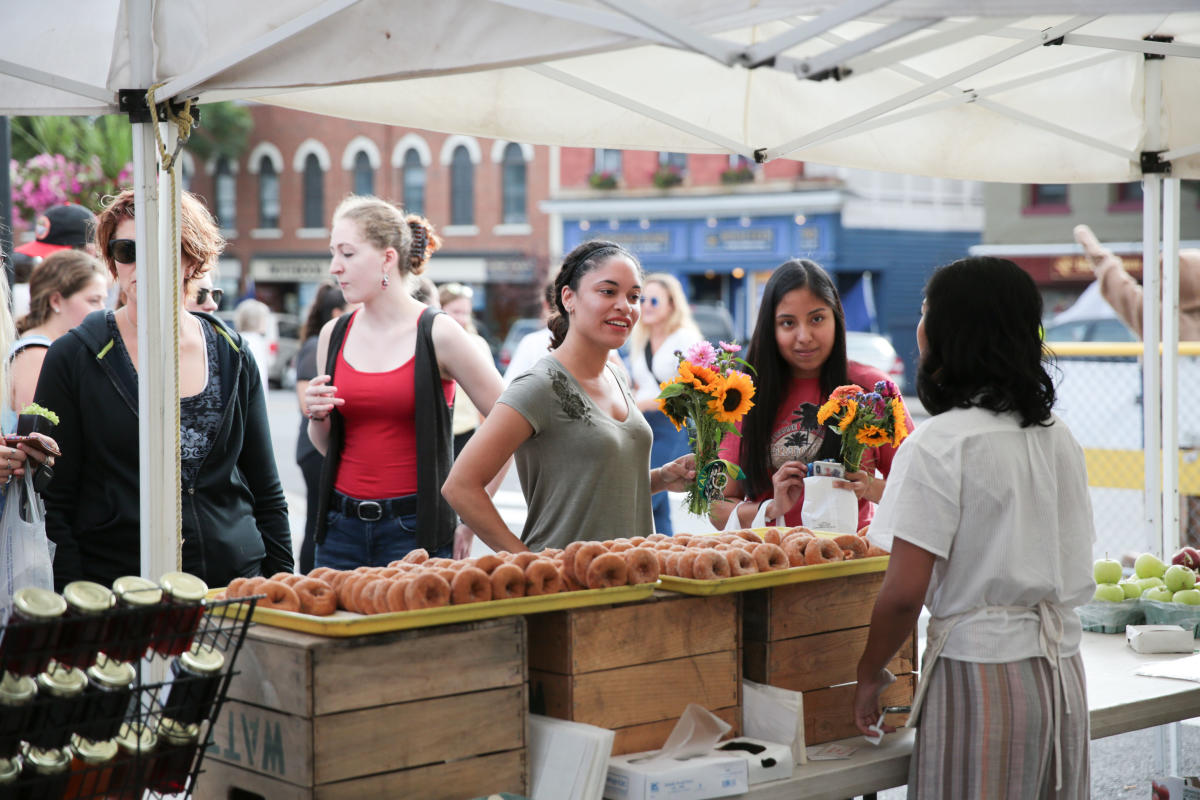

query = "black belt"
332;492;417;522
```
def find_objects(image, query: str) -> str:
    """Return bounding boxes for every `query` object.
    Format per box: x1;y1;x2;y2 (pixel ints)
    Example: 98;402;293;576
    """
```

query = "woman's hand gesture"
654;454;697;494
304;374;344;422
770;460;807;519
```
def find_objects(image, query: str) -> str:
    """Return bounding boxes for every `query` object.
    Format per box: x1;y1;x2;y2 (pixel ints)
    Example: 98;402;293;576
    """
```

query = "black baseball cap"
14;204;96;258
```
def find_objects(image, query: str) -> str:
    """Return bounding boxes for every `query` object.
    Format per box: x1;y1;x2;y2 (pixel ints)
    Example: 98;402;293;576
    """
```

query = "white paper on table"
1135;652;1200;683
742;679;806;765
529;714;615;800
807;742;859;760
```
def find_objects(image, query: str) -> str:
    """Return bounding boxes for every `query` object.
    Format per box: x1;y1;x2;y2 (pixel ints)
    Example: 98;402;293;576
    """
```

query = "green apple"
1092;583;1126;603
1173;589;1200;605
1144;586;1175;603
1093;558;1123;585
1135;553;1168;579
1164;564;1198;593
1137;577;1166;594
1119;578;1143;599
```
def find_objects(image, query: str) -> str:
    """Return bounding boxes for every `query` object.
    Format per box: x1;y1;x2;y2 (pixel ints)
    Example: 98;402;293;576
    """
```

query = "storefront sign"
1013;254;1142;284
701;227;775;254
248;258;329;282
605;230;674;255
487;257;536;281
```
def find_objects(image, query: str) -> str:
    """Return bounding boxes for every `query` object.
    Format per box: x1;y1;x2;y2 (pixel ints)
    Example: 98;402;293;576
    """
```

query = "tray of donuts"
653;527;890;596
208;544;663;637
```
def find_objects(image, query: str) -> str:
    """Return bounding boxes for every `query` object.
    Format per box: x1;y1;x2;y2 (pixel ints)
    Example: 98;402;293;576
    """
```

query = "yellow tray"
657;556;888;596
207;582;657;637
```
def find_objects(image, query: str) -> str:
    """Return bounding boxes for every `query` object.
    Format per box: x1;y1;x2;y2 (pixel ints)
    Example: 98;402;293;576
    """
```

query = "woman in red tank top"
304;196;504;569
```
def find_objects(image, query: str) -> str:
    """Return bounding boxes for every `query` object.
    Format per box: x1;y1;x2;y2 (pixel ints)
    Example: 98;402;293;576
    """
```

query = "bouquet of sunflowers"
816;381;908;472
657;341;756;516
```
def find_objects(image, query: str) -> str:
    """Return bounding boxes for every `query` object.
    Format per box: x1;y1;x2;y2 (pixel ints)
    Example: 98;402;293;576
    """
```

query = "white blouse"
629;327;703;404
868;406;1096;662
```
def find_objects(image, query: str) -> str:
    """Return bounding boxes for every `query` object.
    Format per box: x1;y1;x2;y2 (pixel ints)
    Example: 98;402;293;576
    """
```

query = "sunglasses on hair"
108;238;136;265
195;287;224;306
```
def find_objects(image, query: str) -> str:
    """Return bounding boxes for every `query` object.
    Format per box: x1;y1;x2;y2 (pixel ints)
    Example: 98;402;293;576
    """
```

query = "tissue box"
1127;624;1195;654
604;753;748;800
712;738;793;784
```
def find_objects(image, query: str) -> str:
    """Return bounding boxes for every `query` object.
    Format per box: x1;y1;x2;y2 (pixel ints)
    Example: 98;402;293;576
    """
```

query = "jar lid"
69;735;118;764
86;653;136;690
36;663;86;697
12;586;66;619
114;722;157;754
0;671;36;705
159;571;208;603
62;580;116;614
112;575;163;606
180;644;225;675
0;755;19;783
157;717;200;746
26;747;70;774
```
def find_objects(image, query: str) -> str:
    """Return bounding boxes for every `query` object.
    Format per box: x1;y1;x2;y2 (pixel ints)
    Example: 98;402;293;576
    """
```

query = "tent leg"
1162;178;1182;557
1143;176;1162;554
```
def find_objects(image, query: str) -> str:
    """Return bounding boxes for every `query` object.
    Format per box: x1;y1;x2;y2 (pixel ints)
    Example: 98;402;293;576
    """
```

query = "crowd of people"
6;190;1137;796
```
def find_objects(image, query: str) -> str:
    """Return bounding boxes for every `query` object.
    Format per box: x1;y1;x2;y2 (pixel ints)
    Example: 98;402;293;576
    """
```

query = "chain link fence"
1050;343;1200;562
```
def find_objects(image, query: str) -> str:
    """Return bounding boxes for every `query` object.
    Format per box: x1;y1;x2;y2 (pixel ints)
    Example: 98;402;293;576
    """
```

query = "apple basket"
1075;599;1145;634
1140;599;1200;637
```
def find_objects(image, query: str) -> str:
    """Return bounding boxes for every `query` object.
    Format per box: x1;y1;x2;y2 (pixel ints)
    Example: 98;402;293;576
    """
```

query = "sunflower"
892;403;909;446
856;424;891;447
657;395;688;431
816;396;843;425
837;399;858;432
679;361;721;392
706;371;756;424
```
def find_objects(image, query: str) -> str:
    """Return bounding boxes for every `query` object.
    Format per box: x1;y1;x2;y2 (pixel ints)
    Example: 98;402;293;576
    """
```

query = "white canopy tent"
4;0;1199;582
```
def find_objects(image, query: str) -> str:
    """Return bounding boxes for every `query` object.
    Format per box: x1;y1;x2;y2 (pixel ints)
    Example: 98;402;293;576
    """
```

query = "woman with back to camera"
304;196;503;568
442;240;696;553
710;259;912;530
628;273;703;535
853;257;1095;798
35;188;293;590
9;250;109;417
294;283;349;574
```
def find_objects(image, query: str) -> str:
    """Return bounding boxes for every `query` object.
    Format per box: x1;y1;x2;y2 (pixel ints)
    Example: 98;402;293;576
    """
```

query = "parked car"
846;331;906;391
1043;317;1136;343
496;317;546;372
692;303;736;346
269;313;301;388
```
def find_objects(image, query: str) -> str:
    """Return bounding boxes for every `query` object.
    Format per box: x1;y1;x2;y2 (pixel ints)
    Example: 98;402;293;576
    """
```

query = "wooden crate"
742;571;918;746
527;592;741;755
195;616;528;799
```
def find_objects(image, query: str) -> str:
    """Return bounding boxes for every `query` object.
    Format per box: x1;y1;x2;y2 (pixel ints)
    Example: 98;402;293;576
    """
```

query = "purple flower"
685;341;718;368
719;340;741;354
875;379;899;399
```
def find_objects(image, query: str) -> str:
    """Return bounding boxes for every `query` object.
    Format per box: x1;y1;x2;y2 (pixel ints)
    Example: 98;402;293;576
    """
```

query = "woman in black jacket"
35;189;292;590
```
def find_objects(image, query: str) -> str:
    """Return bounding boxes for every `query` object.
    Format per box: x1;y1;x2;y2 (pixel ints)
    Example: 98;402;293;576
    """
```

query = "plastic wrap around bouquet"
656;341;756;517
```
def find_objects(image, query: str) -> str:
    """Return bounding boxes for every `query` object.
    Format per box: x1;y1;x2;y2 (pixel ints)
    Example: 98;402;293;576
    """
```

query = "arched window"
302;153;325;228
402;149;426;216
501;143;527;224
214;156;236;228
353;151;374;196
450;145;474;225
258;156;280;229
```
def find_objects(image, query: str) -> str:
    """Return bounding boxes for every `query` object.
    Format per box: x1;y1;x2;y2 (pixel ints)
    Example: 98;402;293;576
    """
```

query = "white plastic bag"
800;475;858;534
0;470;54;622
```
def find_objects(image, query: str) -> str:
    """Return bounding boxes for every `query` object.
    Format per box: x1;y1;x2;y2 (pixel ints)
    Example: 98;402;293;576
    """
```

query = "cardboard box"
1127;624;1195;654
711;738;793;784
604;753;748;800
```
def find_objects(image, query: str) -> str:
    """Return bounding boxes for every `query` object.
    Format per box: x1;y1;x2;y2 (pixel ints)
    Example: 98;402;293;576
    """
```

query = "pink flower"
874;379;899;399
719;341;741;353
685;341;718;368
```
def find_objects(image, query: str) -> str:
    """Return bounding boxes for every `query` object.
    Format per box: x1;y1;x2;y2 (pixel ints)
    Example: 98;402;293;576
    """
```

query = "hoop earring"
382;273;390;289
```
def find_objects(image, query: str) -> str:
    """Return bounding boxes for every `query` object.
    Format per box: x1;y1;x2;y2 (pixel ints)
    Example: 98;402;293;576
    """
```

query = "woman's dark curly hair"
917;256;1055;427
739;259;848;498
547;240;642;349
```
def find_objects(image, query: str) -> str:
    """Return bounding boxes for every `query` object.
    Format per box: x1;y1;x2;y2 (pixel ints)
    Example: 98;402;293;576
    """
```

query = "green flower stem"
687;396;725;516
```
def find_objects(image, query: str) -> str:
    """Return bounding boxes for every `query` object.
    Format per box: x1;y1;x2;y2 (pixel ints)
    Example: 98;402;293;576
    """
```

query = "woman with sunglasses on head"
33;189;293;591
853;257;1094;798
442;241;696;553
9;250;109;417
628;273;704;535
304;196;504;568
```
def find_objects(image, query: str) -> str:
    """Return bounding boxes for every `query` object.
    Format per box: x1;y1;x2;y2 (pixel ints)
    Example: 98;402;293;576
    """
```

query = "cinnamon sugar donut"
293;578;337;616
865;545;890;558
236;576;268;599
327;571;353;592
691;550;732;580
725;548;758;576
473;554;505;575
753;543;789;571
385;578;411;612
645;533;668;543
405;573;451;609
225;578;250;598
676;550;700;579
629;536;647;547
435;568;458;583
573;542;606;584
664;552;683;577
403;548;430;564
733;530;762;544
511;552;540;570
269;572;303;586
525;559;563;595
451;567;493;604
586;553;628;589
337;574;365;613
833;535;868;559
761;528;783;546
781;536;811;568
624;548;661;585
692;537;719;549
557;560;586;592
491;563;527;599
308;567;339;583
787;526;816;538
857;524;871;538
804;538;843;565
561;542;586;583
257;580;301;612
357;578;388;615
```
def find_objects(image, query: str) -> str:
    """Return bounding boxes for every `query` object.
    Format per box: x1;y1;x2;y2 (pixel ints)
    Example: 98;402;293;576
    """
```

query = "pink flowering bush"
9;154;130;231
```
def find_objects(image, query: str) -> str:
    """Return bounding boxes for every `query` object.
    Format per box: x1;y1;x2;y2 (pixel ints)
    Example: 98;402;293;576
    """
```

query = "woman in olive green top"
442;241;695;552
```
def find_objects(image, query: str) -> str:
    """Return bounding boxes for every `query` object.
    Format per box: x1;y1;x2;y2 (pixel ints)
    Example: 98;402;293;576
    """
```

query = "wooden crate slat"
743;572;886;642
208;699;315;785
610;706;741;756
802;673;916;745
744;628;915;693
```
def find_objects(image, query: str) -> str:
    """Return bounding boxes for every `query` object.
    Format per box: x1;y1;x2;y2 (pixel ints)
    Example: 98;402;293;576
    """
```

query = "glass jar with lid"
147;718;200;794
162;643;225;725
26;662;86;750
55;581;115;670
106;722;157;800
106;576;163;663
151;572;208;657
62;734;117;799
17;746;70;800
0;587;65;676
78;654;136;743
0;671;36;759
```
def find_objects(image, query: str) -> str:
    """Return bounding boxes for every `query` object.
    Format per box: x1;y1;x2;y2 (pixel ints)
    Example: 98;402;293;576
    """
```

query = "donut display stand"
208;582;656;637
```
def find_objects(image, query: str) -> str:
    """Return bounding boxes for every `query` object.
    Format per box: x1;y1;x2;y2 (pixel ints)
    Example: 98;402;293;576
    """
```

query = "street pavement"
264;389;1200;795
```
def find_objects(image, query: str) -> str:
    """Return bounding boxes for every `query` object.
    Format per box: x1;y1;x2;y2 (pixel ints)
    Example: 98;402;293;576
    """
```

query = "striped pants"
909;653;1089;799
